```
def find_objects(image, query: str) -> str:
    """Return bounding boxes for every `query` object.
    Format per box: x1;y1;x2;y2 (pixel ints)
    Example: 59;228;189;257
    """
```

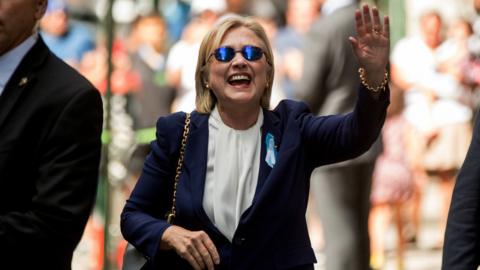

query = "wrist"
358;67;389;92
160;226;175;250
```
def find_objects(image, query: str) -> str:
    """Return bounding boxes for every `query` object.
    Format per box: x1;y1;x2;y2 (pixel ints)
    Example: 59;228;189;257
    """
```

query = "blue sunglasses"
212;45;265;62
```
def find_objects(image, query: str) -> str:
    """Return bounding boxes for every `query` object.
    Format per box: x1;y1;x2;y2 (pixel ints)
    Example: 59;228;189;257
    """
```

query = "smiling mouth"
228;74;252;87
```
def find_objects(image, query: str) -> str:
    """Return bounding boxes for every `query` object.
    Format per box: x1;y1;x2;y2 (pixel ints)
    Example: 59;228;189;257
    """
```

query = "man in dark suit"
442;112;480;269
296;1;381;269
0;0;103;269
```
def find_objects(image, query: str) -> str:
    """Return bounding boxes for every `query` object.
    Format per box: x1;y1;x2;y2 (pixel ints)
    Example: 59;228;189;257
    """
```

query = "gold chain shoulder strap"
166;112;190;224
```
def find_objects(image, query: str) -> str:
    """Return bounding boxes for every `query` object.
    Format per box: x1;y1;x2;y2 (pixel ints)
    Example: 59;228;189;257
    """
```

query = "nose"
231;52;247;68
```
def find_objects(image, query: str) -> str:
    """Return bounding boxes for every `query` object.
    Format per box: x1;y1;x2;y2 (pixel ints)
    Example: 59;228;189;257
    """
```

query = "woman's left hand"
349;4;390;86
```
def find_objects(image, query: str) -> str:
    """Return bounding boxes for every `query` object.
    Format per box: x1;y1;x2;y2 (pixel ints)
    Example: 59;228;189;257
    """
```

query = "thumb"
348;36;358;48
349;36;361;61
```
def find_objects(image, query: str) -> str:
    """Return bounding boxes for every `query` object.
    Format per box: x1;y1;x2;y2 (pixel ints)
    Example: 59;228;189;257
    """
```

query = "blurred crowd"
39;0;480;269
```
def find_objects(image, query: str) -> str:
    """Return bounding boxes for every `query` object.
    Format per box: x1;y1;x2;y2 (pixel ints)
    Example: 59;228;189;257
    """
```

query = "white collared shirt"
0;34;37;95
203;106;263;241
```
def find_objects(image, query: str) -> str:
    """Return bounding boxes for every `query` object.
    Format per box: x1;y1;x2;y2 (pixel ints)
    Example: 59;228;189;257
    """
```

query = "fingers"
348;36;359;52
182;247;203;270
355;5;389;37
372;7;382;33
362;4;373;33
354;9;365;37
383;15;390;38
201;233;220;267
190;235;214;270
193;244;213;270
167;227;220;270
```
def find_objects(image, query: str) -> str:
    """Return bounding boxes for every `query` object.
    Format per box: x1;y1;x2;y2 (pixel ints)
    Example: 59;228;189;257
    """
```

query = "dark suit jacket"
296;3;381;165
0;37;103;269
121;85;389;270
443;113;480;269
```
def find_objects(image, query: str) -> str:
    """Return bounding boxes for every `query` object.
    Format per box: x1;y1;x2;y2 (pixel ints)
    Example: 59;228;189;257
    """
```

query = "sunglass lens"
214;46;263;62
243;46;263;61
215;47;235;62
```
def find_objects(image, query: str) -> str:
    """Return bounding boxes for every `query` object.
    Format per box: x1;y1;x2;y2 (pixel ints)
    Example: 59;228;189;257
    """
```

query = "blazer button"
233;237;246;246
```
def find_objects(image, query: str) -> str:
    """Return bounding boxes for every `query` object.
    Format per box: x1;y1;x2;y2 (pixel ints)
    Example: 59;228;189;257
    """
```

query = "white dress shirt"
203;106;263;241
0;34;37;95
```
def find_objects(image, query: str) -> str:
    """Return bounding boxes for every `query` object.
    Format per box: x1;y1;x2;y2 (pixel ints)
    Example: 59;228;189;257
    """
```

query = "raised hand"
160;225;220;270
349;5;390;86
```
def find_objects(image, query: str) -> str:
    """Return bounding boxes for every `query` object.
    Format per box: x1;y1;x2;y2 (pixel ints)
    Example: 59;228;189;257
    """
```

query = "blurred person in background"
225;0;252;15
40;0;95;68
0;0;103;268
296;1;383;269
78;40;108;92
369;84;414;270
424;17;475;247
275;0;320;99
394;11;474;248
437;18;475;107
461;1;480;111
439;18;474;71
80;39;140;96
166;0;226;112
390;10;445;246
126;13;175;183
163;0;191;43
121;6;390;269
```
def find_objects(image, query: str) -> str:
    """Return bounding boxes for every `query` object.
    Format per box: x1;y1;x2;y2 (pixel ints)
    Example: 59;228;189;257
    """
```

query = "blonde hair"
194;15;275;113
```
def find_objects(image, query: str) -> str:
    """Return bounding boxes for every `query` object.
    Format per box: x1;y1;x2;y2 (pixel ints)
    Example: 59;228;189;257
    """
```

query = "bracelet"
358;67;389;92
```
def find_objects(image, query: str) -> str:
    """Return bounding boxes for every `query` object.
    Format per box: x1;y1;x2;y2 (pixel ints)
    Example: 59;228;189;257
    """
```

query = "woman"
121;5;390;270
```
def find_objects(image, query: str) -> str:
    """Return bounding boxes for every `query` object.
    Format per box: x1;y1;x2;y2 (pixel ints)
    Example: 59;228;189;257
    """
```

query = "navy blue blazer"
121;86;389;269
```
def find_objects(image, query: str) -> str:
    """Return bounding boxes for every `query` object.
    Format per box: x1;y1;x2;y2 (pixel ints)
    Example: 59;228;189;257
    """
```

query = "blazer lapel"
181;112;216;225
253;109;282;203
236;109;282;227
0;75;35;130
0;38;47;131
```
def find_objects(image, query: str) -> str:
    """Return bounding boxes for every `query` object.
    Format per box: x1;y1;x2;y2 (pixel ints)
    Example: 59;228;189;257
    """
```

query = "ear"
201;68;210;88
35;0;48;20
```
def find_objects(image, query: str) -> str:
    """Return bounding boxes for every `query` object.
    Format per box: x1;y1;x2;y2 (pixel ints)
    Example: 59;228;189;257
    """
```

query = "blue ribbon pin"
265;133;277;168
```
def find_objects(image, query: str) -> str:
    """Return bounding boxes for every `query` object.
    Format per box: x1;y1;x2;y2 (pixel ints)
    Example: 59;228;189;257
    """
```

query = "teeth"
230;75;250;81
